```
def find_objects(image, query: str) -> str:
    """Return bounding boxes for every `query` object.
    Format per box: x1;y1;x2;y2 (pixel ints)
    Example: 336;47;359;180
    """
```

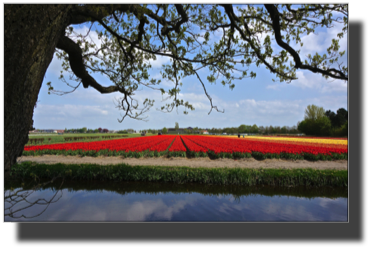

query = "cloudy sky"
33;4;348;131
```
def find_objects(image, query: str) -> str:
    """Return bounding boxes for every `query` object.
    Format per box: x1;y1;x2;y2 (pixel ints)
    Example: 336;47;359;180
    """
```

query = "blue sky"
33;4;348;131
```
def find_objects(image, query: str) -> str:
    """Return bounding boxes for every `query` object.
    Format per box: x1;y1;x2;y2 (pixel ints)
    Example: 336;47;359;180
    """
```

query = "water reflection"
4;180;348;222
5;177;64;219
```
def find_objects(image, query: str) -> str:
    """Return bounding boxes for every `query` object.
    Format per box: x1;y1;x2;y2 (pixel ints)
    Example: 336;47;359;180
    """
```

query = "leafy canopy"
305;104;326;120
52;4;348;122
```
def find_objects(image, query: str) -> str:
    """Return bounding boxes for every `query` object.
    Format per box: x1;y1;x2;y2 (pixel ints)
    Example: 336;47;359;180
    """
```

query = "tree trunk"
4;4;73;176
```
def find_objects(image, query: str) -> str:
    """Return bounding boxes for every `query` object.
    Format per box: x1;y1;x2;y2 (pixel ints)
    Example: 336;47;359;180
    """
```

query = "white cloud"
298;23;347;62
148;53;171;68
265;70;347;93
149;73;174;88
240;99;257;107
72;25;104;50
293;71;315;89
35;104;111;119
34;80;347;130
184;83;203;92
122;198;197;221
266;84;280;91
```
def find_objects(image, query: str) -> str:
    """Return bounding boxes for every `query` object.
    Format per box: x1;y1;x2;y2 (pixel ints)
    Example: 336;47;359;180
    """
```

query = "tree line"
297;105;348;137
64;127;111;133
141;125;299;135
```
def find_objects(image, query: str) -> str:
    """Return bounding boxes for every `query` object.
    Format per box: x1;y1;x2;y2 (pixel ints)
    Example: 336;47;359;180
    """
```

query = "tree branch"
56;35;124;93
221;4;296;81
264;4;348;80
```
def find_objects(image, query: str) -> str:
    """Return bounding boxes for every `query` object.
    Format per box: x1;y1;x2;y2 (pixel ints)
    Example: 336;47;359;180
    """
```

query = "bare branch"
5;177;64;219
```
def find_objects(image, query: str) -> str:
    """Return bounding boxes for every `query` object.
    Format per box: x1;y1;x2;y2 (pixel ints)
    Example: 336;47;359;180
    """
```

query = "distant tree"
305;105;325;120
315;116;332;136
325;108;348;128
298;105;332;136
250;124;259;134
289;125;299;134
162;127;168;134
98;127;102;133
117;129;128;134
340;121;348;137
297;120;308;134
175;122;179;131
325;110;336;126
238;124;247;133
336;108;348;126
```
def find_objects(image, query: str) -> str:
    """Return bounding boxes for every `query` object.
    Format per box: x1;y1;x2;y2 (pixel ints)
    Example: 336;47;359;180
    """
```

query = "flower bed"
184;136;347;160
23;136;176;157
167;136;187;157
23;135;347;161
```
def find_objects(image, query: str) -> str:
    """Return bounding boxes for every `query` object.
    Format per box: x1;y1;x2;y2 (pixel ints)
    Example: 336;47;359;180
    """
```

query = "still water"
5;179;347;222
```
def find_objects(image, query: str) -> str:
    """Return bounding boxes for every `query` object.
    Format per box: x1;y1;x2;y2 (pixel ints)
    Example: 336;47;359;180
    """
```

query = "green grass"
10;162;348;187
22;148;347;161
27;133;156;145
5;179;348;199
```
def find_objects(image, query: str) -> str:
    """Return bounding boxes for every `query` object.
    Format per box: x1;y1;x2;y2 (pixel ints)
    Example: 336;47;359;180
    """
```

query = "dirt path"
17;155;347;170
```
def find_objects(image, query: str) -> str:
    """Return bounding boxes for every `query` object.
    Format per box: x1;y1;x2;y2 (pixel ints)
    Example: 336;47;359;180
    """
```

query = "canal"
5;179;347;222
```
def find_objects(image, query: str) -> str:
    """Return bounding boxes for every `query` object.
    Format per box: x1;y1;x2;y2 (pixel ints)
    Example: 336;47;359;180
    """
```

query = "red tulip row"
181;136;208;153
24;135;176;153
168;136;187;152
185;135;347;156
23;135;347;160
185;136;250;154
149;136;176;152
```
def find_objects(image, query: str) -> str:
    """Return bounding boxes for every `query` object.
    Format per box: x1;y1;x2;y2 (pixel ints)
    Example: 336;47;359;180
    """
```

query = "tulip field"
23;135;347;161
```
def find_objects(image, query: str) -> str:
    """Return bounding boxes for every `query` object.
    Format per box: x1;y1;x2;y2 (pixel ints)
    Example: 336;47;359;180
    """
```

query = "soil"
17;155;347;170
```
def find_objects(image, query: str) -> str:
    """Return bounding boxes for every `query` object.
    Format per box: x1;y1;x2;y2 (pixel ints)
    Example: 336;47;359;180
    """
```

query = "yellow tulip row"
211;135;348;145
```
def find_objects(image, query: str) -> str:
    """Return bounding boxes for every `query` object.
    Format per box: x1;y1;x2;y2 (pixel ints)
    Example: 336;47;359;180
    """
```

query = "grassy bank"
10;162;348;187
22;148;348;161
5;179;348;199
